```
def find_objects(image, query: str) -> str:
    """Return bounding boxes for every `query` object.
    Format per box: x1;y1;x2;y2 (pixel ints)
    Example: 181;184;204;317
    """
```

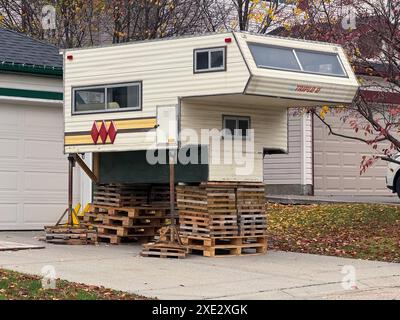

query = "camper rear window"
223;115;250;139
194;47;226;73
73;82;142;114
248;43;347;77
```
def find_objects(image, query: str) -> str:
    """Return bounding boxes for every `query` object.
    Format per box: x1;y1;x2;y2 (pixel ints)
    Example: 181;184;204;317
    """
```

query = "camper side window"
73;82;142;114
194;47;226;73
223;116;250;139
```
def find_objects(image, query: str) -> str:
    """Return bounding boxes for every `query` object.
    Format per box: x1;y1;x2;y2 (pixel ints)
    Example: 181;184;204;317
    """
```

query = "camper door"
156;105;179;148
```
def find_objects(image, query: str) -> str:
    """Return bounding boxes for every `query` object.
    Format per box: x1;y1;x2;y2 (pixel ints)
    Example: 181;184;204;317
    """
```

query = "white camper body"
63;32;359;183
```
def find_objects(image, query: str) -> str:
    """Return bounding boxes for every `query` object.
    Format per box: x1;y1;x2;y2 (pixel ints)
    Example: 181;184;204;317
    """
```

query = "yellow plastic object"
81;203;91;217
71;203;81;225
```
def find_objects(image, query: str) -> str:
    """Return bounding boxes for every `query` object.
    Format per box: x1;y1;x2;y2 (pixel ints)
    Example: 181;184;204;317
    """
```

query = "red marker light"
225;37;232;43
67;54;73;61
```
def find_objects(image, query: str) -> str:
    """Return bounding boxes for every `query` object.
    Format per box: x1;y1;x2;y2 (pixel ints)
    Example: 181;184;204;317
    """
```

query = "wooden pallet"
44;226;97;245
178;183;266;240
96;224;160;238
179;227;239;238
177;185;237;216
87;202;170;245
148;184;176;206
93;184;149;206
89;204;168;219
141;243;187;259
94;234;153;245
82;212;104;225
103;215;164;227
93;183;177;208
179;214;239;237
181;235;267;257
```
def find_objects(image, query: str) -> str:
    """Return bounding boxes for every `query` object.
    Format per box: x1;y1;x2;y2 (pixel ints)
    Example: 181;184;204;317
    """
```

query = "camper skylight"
248;42;347;77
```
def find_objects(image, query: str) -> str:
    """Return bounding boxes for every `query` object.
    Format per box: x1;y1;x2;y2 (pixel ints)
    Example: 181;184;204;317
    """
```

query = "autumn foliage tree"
282;0;400;170
0;0;232;47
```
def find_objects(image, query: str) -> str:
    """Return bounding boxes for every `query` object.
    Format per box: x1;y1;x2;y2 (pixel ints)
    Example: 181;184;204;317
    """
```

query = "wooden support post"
93;153;100;180
67;154;75;227
72;153;99;184
169;149;176;239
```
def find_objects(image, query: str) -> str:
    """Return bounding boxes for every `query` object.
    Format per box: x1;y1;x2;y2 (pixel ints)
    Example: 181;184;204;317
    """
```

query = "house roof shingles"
0;28;62;73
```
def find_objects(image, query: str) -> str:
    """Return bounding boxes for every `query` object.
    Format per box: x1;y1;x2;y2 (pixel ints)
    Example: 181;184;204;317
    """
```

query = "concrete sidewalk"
267;195;399;205
0;232;399;300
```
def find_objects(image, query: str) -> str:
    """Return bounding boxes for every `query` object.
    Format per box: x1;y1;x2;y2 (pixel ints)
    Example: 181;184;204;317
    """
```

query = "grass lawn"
267;203;400;263
0;269;150;300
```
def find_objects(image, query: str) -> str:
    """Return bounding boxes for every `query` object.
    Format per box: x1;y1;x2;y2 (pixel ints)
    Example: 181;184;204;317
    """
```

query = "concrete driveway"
0;231;399;300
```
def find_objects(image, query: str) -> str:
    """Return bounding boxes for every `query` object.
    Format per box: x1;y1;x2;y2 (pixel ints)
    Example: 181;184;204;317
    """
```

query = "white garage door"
0;102;80;230
314;114;392;196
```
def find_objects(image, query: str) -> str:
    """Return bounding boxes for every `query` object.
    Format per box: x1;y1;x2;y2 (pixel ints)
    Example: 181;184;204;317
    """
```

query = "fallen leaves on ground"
267;203;400;263
0;269;152;300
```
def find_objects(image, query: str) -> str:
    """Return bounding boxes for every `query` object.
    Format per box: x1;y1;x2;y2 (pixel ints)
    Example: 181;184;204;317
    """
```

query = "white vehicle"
386;154;400;197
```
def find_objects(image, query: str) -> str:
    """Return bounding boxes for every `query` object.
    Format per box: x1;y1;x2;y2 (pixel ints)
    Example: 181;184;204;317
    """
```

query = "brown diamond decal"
99;121;108;144
108;121;118;144
91;122;99;144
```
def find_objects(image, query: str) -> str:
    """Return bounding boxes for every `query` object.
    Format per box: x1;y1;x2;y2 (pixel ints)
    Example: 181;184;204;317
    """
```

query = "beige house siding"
263;111;313;194
0;73;62;93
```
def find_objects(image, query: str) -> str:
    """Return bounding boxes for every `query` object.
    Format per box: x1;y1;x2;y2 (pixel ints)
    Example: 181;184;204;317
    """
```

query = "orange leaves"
267;203;400;263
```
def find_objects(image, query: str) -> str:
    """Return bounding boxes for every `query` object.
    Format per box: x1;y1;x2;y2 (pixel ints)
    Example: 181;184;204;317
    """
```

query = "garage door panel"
0;204;18;224
0;103;80;230
24;172;67;191
24;107;61;128
24;140;64;160
314;114;394;196
0;109;18;126
0;171;18;190
0;138;19;158
22;203;66;224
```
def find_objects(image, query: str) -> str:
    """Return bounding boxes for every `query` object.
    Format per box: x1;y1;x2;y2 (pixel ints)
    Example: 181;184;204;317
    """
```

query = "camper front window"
73;82;141;114
248;42;347;77
194;47;226;73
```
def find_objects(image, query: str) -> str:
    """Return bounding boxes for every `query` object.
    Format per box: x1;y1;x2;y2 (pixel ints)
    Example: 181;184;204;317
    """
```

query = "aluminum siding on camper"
181;101;288;182
63;33;250;153
235;33;359;104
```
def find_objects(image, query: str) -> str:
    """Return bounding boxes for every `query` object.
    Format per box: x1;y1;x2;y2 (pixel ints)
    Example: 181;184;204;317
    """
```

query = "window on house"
74;82;141;114
194;47;226;73
248;42;347;77
223;116;250;139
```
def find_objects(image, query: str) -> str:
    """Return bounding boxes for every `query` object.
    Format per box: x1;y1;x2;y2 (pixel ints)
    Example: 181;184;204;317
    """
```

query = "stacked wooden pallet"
85;204;169;244
93;184;149;207
149;184;175;206
236;183;267;236
177;184;238;238
177;182;267;257
44;226;97;245
93;184;176;208
181;235;267;257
